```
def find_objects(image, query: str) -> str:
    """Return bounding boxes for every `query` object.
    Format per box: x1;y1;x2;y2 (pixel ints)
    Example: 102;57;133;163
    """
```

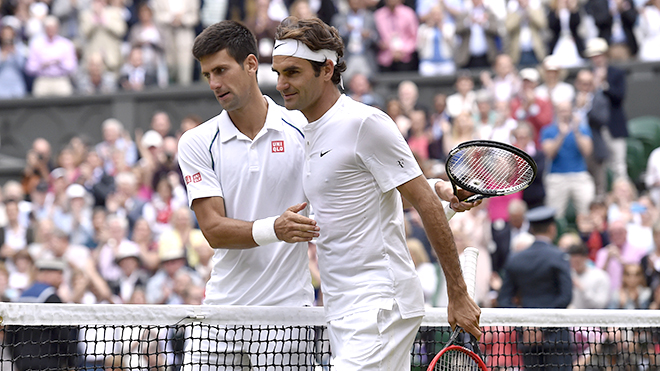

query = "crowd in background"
0;0;660;311
2;0;660;98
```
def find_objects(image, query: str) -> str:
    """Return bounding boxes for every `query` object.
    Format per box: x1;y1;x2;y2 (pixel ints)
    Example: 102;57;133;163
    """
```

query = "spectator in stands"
641;222;660;296
454;0;500;69
347;72;384;109
7;249;34;297
0;22;27;99
609;262;651;309
95;118;138;175
331;0;379;81
128;2;168;87
289;0;315;20
639;0;660;61
416;4;455;77
142;175;186;239
498;206;572;364
596;219;649;293
646;146;660;207
0;199;33;260
490;199;530;280
52;183;93;246
129;217;160;273
119;46;159;91
7;258;79;371
504;0;547;67
473;89;497;139
25;16;77;97
96;214;136;285
573;69;610;200
510;68;553;146
28;180;51;224
585;0;639;60
585;38;630;184
626;195;657;252
446;70;476;119
547;0;585;68
50;0;83;41
112;242;149;303
374;0;419;72
567;243;611;309
576;200;610;260
3;180;31;228
428;92;450;161
480;53;519;103
146;246;202;304
177;114;203;140
158;206;211;274
75;51;118;95
397;79;426;118
79;0;127;73
442;111;478;156
536;55;574;106
406;109;430;160
541;100;595;219
151;0;199;85
105;171;146;234
607;177;638;223
149;110;175;139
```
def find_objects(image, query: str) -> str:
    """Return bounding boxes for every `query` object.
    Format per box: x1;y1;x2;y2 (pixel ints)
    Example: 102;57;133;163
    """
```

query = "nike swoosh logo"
273;43;284;50
320;150;332;157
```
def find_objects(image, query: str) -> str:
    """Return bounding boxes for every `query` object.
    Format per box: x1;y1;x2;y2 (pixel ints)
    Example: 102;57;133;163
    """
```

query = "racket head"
445;140;537;199
427;344;488;371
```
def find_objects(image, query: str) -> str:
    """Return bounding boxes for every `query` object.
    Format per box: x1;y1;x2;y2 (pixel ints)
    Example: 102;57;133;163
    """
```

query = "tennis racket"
427;247;486;371
443;140;537;220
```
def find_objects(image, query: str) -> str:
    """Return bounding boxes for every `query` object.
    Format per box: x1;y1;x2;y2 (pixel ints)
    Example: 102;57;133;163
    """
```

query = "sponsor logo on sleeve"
272;140;285;153
186;173;202;184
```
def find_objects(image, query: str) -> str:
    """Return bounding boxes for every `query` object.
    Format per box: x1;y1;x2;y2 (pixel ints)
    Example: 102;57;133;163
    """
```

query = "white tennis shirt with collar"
303;94;426;322
177;95;314;307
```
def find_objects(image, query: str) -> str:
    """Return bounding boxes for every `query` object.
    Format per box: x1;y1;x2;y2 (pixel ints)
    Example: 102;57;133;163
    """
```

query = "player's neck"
302;85;341;123
229;94;269;140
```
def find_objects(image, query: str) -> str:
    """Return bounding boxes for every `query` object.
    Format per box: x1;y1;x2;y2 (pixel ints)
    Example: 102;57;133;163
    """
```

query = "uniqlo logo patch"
272;141;285;153
192;172;202;183
185;175;192;184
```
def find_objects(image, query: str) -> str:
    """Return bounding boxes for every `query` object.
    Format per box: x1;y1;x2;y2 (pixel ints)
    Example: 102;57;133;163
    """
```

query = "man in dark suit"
585;38;629;183
498;206;572;370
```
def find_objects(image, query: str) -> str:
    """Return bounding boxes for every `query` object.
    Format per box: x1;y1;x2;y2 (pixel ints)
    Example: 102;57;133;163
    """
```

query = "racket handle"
443;201;457;221
461;247;479;300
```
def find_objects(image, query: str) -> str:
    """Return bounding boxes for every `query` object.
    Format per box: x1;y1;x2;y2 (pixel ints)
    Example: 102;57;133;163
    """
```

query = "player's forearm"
199;219;260;249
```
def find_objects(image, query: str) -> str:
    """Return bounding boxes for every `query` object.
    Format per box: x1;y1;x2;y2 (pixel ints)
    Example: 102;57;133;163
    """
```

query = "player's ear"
245;54;259;74
323;61;335;81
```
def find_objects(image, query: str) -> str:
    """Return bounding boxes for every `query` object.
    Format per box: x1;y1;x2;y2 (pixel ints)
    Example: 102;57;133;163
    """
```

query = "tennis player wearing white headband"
272;17;481;370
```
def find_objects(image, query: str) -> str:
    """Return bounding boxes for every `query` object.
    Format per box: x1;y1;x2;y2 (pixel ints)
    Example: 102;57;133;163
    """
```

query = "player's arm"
192;196;319;249
402;179;481;212
398;175;482;340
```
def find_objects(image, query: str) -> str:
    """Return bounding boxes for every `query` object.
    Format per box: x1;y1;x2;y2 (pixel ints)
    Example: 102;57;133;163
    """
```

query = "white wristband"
427;178;441;195
252;216;280;246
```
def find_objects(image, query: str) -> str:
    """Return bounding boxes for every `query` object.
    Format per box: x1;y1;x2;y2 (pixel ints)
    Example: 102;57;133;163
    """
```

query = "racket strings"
434;348;481;371
448;146;535;194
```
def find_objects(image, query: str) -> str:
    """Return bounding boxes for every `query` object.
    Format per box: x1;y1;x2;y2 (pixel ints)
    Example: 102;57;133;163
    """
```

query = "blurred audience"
374;0;418;72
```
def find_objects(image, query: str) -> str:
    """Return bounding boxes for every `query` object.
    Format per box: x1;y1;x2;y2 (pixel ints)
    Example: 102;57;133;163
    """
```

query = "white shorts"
327;302;423;370
182;324;315;370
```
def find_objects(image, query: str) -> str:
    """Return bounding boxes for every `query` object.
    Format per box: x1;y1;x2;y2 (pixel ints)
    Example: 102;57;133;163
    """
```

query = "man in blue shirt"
541;100;595;219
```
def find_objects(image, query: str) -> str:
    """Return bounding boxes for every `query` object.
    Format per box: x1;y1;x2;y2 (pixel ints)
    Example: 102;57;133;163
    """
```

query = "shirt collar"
218;95;284;143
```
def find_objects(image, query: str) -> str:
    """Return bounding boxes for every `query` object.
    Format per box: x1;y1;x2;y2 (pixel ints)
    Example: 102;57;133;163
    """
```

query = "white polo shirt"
177;95;314;307
303;95;425;321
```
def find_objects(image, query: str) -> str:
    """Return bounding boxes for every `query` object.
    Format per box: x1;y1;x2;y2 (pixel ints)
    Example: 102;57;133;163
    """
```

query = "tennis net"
0;303;658;370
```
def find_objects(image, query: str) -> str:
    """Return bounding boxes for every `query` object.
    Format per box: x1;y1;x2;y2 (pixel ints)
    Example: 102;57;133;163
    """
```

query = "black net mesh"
1;323;658;370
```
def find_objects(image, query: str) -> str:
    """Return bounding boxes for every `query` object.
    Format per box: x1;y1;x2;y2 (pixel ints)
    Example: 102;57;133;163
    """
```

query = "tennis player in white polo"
271;17;482;370
177;21;320;370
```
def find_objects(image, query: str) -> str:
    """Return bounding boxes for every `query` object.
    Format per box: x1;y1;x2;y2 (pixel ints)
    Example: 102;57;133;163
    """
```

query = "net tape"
447;146;535;195
0;305;659;370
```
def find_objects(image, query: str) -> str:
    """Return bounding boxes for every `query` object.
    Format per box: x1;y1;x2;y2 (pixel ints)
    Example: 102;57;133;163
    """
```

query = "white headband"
272;39;338;65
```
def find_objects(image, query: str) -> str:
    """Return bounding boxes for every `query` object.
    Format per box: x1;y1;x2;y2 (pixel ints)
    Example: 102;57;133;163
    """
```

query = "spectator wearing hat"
6;257;80;371
52;183;93;246
498;206;572;369
96;215;138;285
113;242;149;303
535;55;575;106
541;99;595;219
567;243;610;309
0;22;27;99
585;0;638;61
504;0;547;67
146;242;202;304
585;37;630;184
24;16;78;97
509;67;553;146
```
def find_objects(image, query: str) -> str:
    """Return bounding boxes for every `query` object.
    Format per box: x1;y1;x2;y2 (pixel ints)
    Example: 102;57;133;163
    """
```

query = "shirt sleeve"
356;111;422;193
177;128;224;207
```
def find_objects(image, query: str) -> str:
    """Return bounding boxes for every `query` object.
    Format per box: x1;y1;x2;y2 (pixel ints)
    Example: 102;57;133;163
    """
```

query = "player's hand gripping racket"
443;140;537;220
427;247;486;371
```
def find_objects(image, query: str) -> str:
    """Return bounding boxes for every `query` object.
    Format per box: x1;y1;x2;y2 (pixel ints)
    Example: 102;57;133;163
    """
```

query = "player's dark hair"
275;16;347;86
192;21;258;66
